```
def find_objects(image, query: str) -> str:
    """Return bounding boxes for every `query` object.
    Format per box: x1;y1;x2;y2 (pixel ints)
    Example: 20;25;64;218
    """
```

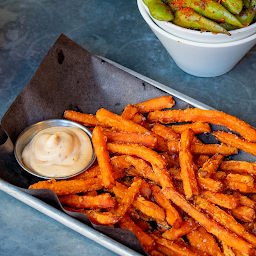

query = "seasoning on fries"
29;95;256;255
147;108;256;142
179;129;199;200
92;126;115;188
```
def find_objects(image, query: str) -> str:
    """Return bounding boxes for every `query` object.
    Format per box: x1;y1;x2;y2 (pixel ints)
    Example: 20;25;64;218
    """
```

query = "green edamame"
143;0;174;21
168;0;243;27
219;22;239;31
143;0;256;34
236;0;256;25
244;0;251;9
173;8;230;35
221;0;243;15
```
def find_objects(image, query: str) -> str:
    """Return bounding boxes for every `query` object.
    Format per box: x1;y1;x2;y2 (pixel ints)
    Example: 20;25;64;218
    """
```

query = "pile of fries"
29;96;256;256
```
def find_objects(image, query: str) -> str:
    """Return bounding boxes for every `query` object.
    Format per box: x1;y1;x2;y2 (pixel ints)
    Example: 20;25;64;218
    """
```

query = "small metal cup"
14;119;96;179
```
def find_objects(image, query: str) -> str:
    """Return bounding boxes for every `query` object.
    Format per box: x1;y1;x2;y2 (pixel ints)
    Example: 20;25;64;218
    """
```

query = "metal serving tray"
0;34;254;256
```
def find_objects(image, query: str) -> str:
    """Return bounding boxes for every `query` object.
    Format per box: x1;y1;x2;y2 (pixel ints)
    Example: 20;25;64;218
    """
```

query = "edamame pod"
143;0;174;21
221;0;243;15
236;0;256;25
168;0;243;27
244;0;251;9
219;22;239;30
173;7;230;34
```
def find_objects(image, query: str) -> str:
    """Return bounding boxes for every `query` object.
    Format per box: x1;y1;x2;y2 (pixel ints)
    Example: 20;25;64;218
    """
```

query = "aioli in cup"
20;125;93;178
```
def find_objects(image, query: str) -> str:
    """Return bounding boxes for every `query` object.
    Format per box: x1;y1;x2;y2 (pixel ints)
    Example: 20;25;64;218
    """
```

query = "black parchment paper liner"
1;34;256;255
0;34;188;255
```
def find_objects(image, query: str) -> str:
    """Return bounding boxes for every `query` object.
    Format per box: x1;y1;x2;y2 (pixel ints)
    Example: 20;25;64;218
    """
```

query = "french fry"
154;244;171;256
167;140;238;156
109;155;132;174
103;129;157;149
150;249;165;256
133;218;153;232
107;142;167;170
155;135;169;152
134;96;175;114
118;214;156;253
96;108;151;134
232;191;256;209
179;129;199;200
231;206;256;223
197;176;224;192
155;243;199;256
194;196;256;247
200;190;239;209
160;152;180;168
64;207;120;225
171;121;211;134
186;226;223;256
64;110;107;127
84;190;98;197
168;168;223;192
152;123;180;141
147;108;256;142
134;177;152;198
198;154;224;178
151;234;199;256
71;164;101;180
168;167;223;192
29;178;103;196
152;165;174;189
92;126;115;188
176;238;211;256
133;196;166;224
162;218;198;241
213;131;256;156
59;193;116;209
231;248;244;256
152;185;183;229
125;156;159;183
112;182;166;223
225;173;255;193
211;171;227;181
115;178;142;217
197;155;210;167
218;240;236;256
125;166;145;178
162;187;255;255
226;181;256;193
168;168;182;181
72;155;131;180
121;104;138;120
220;160;256;176
226;173;254;187
131;113;150;129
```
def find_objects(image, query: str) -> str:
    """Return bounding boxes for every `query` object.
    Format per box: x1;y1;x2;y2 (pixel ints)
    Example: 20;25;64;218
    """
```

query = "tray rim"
0;56;217;256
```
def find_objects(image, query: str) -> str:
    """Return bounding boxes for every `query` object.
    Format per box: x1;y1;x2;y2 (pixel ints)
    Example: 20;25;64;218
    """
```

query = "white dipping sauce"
22;127;93;177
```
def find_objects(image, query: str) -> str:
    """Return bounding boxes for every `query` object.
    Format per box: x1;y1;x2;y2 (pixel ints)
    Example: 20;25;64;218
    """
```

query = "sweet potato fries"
29;95;256;255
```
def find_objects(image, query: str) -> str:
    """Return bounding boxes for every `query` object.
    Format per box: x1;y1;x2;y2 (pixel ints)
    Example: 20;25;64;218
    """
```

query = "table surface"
0;0;256;255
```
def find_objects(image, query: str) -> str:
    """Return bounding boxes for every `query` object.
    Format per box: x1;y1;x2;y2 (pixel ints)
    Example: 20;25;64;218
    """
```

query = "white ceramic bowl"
138;0;256;77
140;0;256;43
14;119;96;179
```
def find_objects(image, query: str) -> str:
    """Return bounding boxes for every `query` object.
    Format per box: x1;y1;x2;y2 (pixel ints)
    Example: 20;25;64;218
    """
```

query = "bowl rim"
137;0;256;47
14;119;96;180
140;0;256;37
